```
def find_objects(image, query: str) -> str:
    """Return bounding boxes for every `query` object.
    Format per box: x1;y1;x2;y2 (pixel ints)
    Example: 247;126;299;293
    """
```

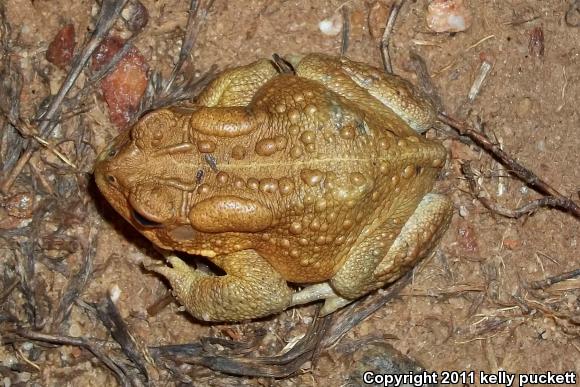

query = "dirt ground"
1;0;579;386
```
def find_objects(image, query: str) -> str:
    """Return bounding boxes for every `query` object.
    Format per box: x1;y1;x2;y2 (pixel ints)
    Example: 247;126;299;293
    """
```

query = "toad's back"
122;75;441;282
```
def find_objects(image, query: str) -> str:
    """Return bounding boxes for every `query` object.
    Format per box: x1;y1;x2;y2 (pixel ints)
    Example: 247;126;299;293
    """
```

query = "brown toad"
94;54;453;322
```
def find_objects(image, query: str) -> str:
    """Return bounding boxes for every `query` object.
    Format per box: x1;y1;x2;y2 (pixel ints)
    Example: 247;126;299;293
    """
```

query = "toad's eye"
132;209;162;228
108;148;118;158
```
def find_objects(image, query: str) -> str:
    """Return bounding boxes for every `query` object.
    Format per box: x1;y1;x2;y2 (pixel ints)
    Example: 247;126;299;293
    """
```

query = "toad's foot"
290;283;351;316
147;250;293;322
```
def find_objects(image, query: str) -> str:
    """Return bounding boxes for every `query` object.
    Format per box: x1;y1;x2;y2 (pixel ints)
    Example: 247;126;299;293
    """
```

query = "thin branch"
462;162;577;218
380;0;406;74
530;268;580;289
440;113;580;219
51;228;96;330
164;0;215;92
96;296;155;383
340;5;350;56
8;329;132;387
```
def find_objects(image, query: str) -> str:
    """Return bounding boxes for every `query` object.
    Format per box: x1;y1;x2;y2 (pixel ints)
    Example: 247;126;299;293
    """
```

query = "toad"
94;54;453;322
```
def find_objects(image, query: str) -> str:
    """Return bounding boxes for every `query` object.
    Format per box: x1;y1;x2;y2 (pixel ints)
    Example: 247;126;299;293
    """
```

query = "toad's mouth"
131;208;163;228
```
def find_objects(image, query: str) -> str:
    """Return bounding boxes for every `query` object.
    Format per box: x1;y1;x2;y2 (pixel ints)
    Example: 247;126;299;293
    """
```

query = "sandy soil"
1;0;579;385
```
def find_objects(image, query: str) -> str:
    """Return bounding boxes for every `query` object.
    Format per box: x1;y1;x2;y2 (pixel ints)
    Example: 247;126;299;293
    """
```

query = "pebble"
426;0;473;33
319;13;343;36
110;284;121;302
92;36;149;129
301;316;313;325
519;186;529;195
21;342;33;351
121;0;149;32
46;24;75;69
69;322;82;337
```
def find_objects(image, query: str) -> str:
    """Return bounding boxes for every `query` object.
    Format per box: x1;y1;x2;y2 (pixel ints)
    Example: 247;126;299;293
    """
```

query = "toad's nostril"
108;148;118;158
107;174;117;184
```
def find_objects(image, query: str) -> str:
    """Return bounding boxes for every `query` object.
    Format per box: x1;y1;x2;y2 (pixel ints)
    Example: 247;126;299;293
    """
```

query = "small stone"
109;284;121;303
426;0;473;33
301;316;313;324
46;24;76;69
3;191;34;219
319;13;343;36
92;36;149;129
69;322;82;337
122;0;149;32
528;26;544;57
21;342;33;351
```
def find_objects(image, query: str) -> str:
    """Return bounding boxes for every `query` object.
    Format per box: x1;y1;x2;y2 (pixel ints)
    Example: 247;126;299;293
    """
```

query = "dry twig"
530;269;580;289
440;113;580;219
96;295;156;384
380;0;407;74
6;328;133;387
50;228;96;330
340;5;350;56
461;162;577;219
164;0;215;93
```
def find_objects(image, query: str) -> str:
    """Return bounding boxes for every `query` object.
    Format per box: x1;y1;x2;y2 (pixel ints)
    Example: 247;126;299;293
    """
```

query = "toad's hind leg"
292;54;436;133
196;59;278;107
148;250;293;322
321;193;452;315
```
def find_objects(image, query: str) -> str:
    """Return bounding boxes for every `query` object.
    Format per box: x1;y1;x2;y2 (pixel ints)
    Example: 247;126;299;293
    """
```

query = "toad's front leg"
148;250;293;322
